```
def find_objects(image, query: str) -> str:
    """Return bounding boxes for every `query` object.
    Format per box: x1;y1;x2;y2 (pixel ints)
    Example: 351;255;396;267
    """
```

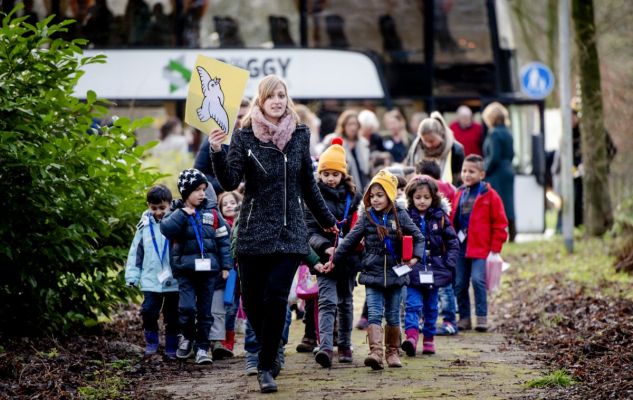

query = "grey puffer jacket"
160;198;233;275
212;124;336;256
333;206;424;288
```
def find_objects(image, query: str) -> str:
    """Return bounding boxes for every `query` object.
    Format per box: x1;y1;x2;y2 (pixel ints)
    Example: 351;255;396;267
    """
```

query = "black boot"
509;219;517;242
257;370;278;393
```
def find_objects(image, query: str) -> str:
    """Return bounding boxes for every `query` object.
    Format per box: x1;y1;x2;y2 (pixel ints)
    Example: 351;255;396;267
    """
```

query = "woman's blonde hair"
482;102;510;128
334;109;360;139
242;75;299;127
417;111;449;140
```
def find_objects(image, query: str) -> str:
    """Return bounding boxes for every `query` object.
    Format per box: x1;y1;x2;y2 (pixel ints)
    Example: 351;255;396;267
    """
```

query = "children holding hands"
332;169;424;370
306;137;362;367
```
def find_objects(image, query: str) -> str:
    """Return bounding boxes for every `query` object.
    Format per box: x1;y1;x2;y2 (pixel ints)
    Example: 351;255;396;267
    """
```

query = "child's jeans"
245;306;292;367
438;284;457;325
317;273;355;351
177;271;217;352
366;286;402;327
404;286;439;338
141;291;179;334
208;288;226;341
455;256;487;319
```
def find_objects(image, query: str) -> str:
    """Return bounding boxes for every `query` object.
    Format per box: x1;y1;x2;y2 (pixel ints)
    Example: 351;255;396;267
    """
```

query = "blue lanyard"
419;216;427;267
188;210;205;258
336;194;353;238
369;208;398;262
458;182;482;229
149;219;169;265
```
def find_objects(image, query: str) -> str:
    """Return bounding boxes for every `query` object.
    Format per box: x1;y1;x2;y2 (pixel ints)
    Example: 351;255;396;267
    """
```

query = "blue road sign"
520;62;555;99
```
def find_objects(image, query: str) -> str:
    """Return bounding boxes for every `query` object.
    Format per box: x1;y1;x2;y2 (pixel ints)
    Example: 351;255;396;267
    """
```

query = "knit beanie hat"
177;168;209;201
318;137;347;174
365;169;398;205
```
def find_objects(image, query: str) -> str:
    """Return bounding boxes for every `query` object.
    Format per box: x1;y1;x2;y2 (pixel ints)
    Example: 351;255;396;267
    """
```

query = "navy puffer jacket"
333;205;424;288
407;206;460;288
160;198;233;275
305;180;362;275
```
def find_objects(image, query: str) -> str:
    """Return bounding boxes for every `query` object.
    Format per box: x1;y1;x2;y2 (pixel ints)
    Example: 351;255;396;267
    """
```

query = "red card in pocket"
402;235;413;261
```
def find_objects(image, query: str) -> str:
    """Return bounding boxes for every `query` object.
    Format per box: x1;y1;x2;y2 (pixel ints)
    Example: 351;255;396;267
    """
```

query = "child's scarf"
251;105;296;151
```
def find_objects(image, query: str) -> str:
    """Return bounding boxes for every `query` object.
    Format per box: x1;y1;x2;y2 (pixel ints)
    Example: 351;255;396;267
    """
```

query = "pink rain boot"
401;328;419;357
422;336;435;354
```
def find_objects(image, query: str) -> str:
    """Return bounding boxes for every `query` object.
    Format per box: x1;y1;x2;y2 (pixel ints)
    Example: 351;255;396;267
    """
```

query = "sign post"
559;0;574;253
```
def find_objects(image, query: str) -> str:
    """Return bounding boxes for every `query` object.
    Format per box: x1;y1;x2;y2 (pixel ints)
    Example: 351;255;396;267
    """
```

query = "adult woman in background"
405;111;465;185
482;102;516;241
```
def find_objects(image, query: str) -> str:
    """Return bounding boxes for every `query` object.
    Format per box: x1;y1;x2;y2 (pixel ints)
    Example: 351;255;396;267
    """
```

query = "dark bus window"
198;1;300;48
306;0;424;63
433;0;495;96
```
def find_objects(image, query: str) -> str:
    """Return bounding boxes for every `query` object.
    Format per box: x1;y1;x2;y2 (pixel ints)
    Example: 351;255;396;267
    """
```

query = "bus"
31;0;546;233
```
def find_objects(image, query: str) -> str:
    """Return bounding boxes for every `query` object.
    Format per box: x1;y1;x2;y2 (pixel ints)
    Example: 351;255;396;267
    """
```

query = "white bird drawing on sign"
196;66;229;133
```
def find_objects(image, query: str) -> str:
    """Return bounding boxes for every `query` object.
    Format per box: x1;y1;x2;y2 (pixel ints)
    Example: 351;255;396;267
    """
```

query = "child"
306;137;362;367
417;160;459;336
160;168;233;364
401;176;459;356
450;155;508;332
209;191;243;359
218;191;242;228
333;169;424;370
125;185;179;359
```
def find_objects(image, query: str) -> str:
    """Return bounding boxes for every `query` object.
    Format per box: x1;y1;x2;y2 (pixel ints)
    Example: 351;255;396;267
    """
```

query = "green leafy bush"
0;7;159;335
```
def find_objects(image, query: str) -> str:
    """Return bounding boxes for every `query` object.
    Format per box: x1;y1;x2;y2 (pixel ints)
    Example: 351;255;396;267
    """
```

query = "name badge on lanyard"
189;211;211;272
149;221;172;282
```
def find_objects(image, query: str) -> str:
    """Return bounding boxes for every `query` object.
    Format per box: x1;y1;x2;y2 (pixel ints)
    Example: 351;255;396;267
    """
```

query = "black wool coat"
212;124;336;256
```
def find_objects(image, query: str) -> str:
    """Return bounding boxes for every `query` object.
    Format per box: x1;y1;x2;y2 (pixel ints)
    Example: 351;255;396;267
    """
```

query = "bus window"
434;0;493;64
198;1;300;48
306;0;424;63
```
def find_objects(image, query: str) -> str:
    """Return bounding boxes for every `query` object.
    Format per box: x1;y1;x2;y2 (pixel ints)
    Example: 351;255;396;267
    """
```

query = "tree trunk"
572;0;613;235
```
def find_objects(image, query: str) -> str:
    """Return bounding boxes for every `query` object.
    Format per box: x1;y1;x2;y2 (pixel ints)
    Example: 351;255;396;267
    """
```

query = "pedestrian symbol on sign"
520;62;555;99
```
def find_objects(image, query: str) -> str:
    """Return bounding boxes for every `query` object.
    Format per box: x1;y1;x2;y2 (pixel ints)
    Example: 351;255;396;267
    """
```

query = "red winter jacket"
450;182;508;259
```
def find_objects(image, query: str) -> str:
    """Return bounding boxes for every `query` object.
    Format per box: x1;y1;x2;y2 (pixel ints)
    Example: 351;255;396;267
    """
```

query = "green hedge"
0;6;159;335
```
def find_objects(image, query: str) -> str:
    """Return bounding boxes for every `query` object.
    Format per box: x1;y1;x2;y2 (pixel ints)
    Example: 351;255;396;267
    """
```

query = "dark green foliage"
0;6;159;335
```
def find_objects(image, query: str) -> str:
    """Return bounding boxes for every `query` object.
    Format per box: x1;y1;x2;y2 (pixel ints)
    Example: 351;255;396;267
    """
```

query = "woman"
482;102;516;241
209;75;337;393
322;110;371;189
405;111;465;185
382;109;411;163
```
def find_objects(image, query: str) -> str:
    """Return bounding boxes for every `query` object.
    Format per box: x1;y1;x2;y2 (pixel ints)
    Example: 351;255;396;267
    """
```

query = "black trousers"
239;253;300;370
141;291;179;334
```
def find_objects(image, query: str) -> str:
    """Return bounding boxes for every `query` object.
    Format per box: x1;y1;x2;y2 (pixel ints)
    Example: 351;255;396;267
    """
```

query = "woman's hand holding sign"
209;128;226;152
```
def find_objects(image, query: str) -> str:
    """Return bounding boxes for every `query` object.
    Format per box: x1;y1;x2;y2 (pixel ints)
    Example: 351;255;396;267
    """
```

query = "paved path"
149;287;542;399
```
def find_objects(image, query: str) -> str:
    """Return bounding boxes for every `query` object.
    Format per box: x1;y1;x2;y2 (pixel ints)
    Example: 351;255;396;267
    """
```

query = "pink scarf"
251;106;296;151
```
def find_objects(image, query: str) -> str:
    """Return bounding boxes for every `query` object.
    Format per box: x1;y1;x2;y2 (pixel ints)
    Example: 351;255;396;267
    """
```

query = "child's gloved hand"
222;270;229;280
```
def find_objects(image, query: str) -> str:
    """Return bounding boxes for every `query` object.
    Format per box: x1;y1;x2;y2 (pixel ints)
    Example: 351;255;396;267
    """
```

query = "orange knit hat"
317;137;348;174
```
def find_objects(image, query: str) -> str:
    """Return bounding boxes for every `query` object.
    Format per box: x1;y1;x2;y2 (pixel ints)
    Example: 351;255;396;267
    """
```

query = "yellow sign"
185;55;250;143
